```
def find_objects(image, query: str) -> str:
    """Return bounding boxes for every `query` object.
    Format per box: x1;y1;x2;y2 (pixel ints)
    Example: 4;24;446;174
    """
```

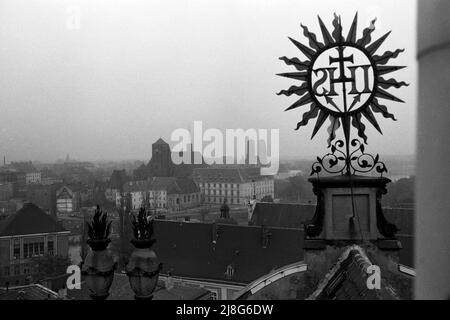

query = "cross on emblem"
329;46;355;112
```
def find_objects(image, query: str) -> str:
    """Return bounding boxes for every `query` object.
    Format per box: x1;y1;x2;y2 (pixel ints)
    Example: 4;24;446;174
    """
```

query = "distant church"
133;138;206;179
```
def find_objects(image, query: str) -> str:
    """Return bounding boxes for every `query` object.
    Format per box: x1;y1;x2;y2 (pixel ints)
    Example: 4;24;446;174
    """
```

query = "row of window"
200;181;273;189
205;197;242;204
13;238;55;260
200;183;239;189
130;194;200;209
203;190;238;196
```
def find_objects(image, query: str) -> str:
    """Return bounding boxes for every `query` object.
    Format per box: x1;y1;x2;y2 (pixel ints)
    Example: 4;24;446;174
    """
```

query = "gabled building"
55;184;94;214
0;203;69;287
193;166;274;206
120;177;201;211
56;186;77;213
105;169;129;203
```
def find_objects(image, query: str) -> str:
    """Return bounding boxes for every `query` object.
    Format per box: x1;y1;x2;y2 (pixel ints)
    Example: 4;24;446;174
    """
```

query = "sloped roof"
249;203;316;229
308;245;400;300
123;177;199;195
56;186;74;199
148;177;179;193
153;138;168;145
236;244;411;300
235;261;308;299
0;203;67;237
173;178;200;194
193;166;266;183
153;220;304;284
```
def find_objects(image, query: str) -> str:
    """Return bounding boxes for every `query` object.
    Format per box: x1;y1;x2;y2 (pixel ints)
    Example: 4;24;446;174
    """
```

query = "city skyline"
0;0;416;162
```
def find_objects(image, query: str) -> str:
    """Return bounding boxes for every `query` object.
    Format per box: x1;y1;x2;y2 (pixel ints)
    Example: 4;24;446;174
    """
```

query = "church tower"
149;138;172;177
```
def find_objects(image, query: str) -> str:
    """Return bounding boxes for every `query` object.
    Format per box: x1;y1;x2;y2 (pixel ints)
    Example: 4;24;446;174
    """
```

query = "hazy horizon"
0;0;417;163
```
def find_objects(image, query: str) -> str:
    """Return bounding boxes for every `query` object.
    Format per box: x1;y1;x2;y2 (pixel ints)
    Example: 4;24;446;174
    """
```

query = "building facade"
9;162;41;185
25;172;41;185
105;169;128;203
56;186;78;213
193;166;274;205
118;177;202;211
0;203;70;287
0;183;14;202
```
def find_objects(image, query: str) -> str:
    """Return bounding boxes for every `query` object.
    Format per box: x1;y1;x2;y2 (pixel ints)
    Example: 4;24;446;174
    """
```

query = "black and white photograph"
0;0;449;308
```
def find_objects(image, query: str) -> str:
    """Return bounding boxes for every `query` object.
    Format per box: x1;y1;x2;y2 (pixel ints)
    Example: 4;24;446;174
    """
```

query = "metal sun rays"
278;13;408;176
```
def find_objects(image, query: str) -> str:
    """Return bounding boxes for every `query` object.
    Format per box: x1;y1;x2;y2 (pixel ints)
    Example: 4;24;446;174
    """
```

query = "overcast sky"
0;0;417;162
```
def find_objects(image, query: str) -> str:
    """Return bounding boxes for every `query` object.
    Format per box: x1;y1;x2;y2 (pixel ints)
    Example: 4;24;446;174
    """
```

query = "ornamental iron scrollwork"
310;138;388;176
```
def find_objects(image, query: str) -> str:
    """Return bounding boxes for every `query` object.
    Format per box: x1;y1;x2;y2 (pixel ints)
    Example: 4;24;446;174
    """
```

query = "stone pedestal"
304;174;401;250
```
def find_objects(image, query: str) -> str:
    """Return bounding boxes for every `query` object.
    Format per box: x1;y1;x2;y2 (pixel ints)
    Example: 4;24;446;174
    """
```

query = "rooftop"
193;166;268;183
0;284;59;300
0;202;67;237
123;177;199;195
153;220;304;284
308;245;401;300
249;203;316;229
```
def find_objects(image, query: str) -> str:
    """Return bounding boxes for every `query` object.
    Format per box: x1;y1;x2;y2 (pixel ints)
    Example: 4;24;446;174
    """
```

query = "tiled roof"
308;245;400;300
0;202;67;237
0;284;59;300
172;177;200;194
66;273;210;300
153;220;304;284
193;166;265;183
249;203;316;229
148;177;179;193
123;177;199;195
56;186;74;199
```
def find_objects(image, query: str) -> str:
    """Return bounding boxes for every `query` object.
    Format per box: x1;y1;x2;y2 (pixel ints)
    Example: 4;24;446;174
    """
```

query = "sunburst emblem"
278;13;408;144
278;13;408;175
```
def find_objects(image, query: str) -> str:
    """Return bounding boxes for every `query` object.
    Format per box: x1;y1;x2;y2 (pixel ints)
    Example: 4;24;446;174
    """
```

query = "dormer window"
224;265;234;280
